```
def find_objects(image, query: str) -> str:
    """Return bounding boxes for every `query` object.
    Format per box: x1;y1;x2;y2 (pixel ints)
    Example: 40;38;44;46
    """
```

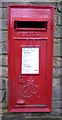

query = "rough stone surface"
0;2;2;8
0;79;2;90
54;26;62;38
2;2;29;8
0;103;2;110
2;8;7;19
52;101;60;108
0;67;2;76
2;2;57;8
2;42;8;54
2;67;8;77
3;41;8;53
2;19;7;30
0;55;2;65
2;31;8;42
53;67;61;77
53;78;60;88
53;57;61;67
54;9;58;26
0;30;2;42
50;109;60;116
52;86;60;100
0;42;8;54
1;117;61;120
2;101;8;109
0;19;2;30
54;38;60;44
0;77;7;90
0;90;3;102
57;2;62;12
58;12;62;25
54;43;60;57
28;2;57;8
0;8;2;19
0;43;2;54
0;67;8;77
2;55;8;66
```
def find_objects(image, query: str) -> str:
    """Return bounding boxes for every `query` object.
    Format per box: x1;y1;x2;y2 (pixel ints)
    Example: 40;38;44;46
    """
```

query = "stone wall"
0;2;62;120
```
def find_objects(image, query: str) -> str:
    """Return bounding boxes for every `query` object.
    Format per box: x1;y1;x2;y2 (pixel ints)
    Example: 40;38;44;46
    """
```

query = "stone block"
1;2;57;8
57;2;62;12
2;2;29;8
0;77;7;90
54;43;60;57
54;26;62;38
60;26;62;38
2;101;8;109
0;30;2;42
52;101;60;109
53;67;61;77
50;109;60;116
2;19;7;30
60;68;62;76
60;109;62;115
2;90;6;102
24;112;60;118
0;67;8;77
54;38;60;44
0;55;2;65
2;77;8;90
58;12;62;25
0;90;2;102
0;108;2;115
53;78;60;88
53;57;61;67
29;2;57;8
2;78;8;90
25;113;49;118
2;55;8;66
0;19;2;30
0;43;3;54
1;117;61;120
0;42;8;55
2;42;8;54
2;8;7;19
54;9;58;26
0;0;52;2
0;2;2;8
0;8;2;18
2;79;6;90
0;79;2;90
0;67;2;76
52;86;60;100
2;31;8;42
2;67;8;77
0;103;2;109
60;45;62;57
2;109;8;114
60;86;62;100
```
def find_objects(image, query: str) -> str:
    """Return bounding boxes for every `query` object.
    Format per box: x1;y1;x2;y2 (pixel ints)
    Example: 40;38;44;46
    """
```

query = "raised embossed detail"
22;79;39;98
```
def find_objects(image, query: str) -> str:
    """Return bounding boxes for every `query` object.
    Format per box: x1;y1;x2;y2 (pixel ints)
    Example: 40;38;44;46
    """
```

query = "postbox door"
14;38;47;109
8;5;54;112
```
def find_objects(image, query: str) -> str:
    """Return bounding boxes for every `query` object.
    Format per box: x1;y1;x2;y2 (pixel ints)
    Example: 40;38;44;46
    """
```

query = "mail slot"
8;5;54;112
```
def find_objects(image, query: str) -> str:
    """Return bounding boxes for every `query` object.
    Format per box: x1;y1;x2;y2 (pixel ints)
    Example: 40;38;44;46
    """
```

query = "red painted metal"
8;5;54;112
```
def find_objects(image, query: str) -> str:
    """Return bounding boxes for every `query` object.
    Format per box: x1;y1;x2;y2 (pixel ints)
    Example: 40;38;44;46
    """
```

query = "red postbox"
8;5;54;112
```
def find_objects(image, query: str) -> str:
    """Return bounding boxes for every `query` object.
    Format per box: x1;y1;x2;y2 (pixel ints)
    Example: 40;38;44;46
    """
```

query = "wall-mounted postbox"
8;5;54;112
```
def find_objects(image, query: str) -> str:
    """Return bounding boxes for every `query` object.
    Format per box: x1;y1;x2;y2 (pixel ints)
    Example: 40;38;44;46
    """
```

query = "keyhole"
20;76;22;79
